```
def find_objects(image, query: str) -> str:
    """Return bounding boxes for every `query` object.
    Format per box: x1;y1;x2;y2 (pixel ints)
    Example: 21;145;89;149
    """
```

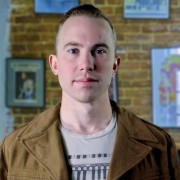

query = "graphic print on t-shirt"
68;153;111;180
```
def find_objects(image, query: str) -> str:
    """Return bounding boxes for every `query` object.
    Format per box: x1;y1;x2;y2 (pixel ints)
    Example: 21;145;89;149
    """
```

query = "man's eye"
96;49;107;54
68;49;79;54
91;49;107;56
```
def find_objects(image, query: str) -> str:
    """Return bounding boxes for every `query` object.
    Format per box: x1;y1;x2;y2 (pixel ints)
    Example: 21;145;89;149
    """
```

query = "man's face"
50;16;119;103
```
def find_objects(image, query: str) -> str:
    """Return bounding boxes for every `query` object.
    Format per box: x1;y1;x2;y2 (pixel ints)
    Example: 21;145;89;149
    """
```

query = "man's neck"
60;96;112;135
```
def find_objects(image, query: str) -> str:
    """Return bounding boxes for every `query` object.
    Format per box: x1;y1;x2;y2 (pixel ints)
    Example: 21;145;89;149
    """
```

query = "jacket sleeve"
0;140;7;180
166;134;180;179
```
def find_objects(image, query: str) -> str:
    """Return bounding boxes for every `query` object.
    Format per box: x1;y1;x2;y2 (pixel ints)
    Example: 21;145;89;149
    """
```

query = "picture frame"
123;0;170;19
109;74;118;102
6;58;45;108
34;0;79;14
151;47;180;128
178;149;180;164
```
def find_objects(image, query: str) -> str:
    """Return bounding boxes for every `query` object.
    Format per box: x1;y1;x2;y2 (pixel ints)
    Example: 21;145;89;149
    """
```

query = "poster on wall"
151;47;180;128
123;0;169;19
6;58;45;108
35;0;79;14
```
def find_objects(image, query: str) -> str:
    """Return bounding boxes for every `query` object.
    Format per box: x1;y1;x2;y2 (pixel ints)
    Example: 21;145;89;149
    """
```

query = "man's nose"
79;52;96;71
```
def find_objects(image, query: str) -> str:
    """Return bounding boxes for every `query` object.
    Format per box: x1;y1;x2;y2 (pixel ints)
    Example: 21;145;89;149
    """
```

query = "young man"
0;4;180;180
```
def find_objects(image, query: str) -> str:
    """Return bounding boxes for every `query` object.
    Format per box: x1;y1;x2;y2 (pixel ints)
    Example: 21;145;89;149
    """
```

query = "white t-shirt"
60;111;117;180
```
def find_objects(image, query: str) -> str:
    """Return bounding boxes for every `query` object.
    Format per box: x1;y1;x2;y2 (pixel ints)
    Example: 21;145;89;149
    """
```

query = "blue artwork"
124;0;169;19
35;0;79;14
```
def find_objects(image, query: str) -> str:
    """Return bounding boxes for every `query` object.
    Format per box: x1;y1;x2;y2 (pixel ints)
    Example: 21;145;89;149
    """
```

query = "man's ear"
113;56;120;74
49;55;58;75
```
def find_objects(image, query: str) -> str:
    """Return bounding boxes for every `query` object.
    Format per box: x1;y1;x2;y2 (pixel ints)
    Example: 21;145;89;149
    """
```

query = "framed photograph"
151;47;180;128
178;149;180;164
6;58;45;108
34;0;79;14
123;0;169;19
109;74;118;102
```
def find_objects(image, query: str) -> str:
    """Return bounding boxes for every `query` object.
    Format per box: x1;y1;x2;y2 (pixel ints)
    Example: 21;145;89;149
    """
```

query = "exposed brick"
15;16;38;23
12;44;26;51
125;34;152;43
80;0;93;4
11;25;25;32
12;34;40;41
170;24;180;32
142;24;168;33
154;34;180;43
131;80;151;87
115;24;141;33
13;116;23;124
133;96;151;106
171;0;178;5
50;81;60;87
119;98;131;106
7;0;180;144
94;0;105;4
11;0;32;4
107;0;120;4
127;52;149;61
124;89;149;97
99;6;114;14
114;6;123;15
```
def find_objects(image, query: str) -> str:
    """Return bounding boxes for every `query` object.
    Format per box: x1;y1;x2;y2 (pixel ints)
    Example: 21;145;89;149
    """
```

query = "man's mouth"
75;77;98;82
73;77;99;86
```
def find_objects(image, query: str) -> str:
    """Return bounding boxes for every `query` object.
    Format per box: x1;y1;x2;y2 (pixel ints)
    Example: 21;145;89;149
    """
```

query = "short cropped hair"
55;4;117;53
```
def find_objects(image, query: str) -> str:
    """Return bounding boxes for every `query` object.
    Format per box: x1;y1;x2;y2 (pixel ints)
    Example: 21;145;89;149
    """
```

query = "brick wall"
9;0;180;144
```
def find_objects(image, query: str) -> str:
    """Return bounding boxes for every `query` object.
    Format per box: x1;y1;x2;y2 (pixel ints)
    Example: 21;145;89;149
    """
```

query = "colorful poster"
151;47;180;127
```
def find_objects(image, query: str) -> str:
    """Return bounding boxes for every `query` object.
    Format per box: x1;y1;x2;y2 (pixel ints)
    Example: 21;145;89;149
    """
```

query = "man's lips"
74;77;98;83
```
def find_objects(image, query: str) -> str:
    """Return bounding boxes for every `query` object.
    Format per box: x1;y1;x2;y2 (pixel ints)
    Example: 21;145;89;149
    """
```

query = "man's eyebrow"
92;43;109;50
63;42;109;50
63;42;83;49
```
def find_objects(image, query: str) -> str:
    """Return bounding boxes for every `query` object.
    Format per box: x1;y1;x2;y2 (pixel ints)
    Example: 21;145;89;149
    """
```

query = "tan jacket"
0;102;180;180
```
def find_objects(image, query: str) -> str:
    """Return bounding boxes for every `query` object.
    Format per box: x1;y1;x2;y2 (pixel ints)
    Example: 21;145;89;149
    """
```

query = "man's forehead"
60;15;111;30
59;17;111;37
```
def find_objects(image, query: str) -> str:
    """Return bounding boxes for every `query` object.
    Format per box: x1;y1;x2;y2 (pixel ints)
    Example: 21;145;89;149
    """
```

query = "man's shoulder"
1;123;28;150
1;102;61;148
141;118;173;143
116;105;174;145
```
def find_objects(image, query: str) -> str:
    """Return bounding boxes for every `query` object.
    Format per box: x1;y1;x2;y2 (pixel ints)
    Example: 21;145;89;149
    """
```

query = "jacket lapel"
17;102;159;179
18;103;69;180
108;107;158;179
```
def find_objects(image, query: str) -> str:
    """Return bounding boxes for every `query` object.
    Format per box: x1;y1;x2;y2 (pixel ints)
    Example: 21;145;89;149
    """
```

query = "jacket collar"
17;102;69;180
108;105;158;179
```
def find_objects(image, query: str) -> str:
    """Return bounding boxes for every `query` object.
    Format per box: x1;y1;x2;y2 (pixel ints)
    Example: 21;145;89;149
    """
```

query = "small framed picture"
34;0;79;14
151;47;180;128
109;74;118;102
123;0;170;19
6;58;45;108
